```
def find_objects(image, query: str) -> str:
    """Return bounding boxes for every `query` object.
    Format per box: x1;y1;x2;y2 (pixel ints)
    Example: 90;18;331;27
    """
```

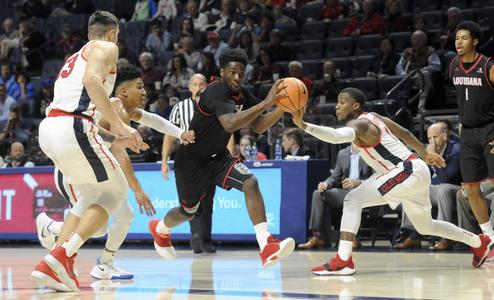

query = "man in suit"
298;144;372;249
281;127;314;157
456;182;494;235
394;121;461;250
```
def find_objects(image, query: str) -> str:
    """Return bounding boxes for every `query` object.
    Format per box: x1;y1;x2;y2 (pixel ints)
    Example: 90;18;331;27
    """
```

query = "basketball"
276;77;309;113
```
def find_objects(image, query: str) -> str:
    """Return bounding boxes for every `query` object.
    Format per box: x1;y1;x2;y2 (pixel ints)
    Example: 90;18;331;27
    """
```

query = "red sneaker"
259;236;295;268
149;219;176;260
31;260;72;292
43;246;79;291
312;254;356;276
471;234;494;268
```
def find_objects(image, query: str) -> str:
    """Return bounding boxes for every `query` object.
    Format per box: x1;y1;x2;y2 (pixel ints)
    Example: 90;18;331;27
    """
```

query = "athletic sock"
337;240;353;261
47;221;63;235
100;249;115;264
62;233;84;257
459;230;482;248
254;222;271;251
156;220;171;235
480;221;494;237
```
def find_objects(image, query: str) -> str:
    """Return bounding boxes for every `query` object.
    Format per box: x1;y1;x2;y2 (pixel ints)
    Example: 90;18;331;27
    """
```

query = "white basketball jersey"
47;41;116;117
353;113;414;173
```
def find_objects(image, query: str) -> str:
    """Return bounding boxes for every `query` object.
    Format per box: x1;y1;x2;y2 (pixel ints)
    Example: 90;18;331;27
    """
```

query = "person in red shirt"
288;61;313;95
342;0;382;37
317;0;345;21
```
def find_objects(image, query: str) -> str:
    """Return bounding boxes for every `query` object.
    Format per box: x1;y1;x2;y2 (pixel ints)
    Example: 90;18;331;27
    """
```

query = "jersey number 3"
58;53;79;79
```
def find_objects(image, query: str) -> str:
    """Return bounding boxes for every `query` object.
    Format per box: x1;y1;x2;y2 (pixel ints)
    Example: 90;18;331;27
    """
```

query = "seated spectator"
12;73;35;116
0;63;19;100
204;31;229;66
163;54;195;89
0;18;16;44
0;20;18;61
232;0;253;26
316;0;345;22
394;121;461;250
288;61;313;95
381;0;408;34
342;0;382;37
15;0;52;19
149;93;173;119
0;105;30;142
456;182;494;236
239;126;270;157
12;20;46;72
254;13;275;43
299;145;372;249
33;79;53;118
267;30;292;62
163;85;179;107
1;141;34;168
434;7;461;53
50;0;94;16
368;36;400;78
281;127;314;157
252;48;284;85
185;0;209;32
395;30;441;76
139;52;164;88
153;0;178;20
198;51;221;82
145;19;172;58
0;84;16;124
130;0;150;22
272;5;296;25
56;24;85;60
175;37;202;71
238;135;267;161
174;17;203;49
412;14;433;42
118;39;138;65
212;0;235;31
236;31;259;64
312;60;339;106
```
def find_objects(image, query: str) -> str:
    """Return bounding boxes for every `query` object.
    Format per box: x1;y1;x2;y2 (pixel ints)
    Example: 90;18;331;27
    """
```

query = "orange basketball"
276;77;309;112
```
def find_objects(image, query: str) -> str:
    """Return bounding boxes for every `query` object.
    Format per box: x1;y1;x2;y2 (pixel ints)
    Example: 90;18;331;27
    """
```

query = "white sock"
480;221;494;236
100;249;114;264
156;220;170;235
62;233;84;257
254;222;271;251
337;240;353;261
47;221;63;235
459;230;481;248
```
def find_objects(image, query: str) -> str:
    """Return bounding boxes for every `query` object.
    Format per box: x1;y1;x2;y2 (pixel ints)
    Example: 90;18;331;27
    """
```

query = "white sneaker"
36;213;56;250
90;258;134;280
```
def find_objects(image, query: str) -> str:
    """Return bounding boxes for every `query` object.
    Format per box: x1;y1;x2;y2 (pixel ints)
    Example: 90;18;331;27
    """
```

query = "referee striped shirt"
169;97;195;131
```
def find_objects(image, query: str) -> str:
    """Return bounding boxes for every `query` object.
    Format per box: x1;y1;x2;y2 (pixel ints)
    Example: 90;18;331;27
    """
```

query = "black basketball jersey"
450;54;494;127
179;80;259;158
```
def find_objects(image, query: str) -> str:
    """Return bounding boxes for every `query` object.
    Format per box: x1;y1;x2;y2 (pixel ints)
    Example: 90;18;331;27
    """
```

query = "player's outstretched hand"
161;161;171;180
424;152;446;168
265;79;283;106
135;187;156;216
489;140;494;154
291;106;307;129
180;130;195;145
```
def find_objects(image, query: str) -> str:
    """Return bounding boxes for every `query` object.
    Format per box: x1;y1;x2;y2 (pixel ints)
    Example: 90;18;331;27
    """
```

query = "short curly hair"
456;21;482;44
115;63;142;91
219;48;248;68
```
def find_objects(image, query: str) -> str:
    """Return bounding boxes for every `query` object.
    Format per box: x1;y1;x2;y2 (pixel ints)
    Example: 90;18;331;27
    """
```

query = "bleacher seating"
325;37;353;58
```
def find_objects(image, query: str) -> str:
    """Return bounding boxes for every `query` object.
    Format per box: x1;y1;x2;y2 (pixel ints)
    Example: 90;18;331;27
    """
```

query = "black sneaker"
202;241;217;253
190;233;203;254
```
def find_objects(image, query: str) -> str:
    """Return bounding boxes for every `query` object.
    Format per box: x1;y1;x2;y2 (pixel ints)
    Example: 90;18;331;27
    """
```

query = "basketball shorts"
174;151;253;215
460;122;494;184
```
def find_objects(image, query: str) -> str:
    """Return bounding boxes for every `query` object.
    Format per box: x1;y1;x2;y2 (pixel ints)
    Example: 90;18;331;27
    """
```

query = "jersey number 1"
58;53;79;79
465;87;469;101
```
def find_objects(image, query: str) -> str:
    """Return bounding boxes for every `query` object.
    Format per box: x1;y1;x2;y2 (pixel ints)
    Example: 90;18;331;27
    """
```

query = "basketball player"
31;11;149;292
36;63;194;281
291;87;494;275
451;21;494;238
149;49;295;267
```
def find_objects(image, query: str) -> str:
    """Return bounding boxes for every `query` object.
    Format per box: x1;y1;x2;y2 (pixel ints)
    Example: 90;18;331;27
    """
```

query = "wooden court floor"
1;245;493;300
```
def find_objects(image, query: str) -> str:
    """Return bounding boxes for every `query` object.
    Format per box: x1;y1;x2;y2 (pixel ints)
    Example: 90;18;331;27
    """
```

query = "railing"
384;69;425;121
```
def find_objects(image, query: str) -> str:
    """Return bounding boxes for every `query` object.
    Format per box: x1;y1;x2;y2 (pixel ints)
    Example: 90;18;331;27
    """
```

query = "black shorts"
460;122;494;184
174;151;253;215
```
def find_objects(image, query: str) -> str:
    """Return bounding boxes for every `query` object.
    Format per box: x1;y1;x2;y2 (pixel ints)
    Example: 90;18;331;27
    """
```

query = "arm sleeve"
305;123;356;144
137;109;184;139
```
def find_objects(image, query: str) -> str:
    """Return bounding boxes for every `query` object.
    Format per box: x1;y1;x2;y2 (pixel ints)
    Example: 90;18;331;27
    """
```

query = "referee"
162;73;229;253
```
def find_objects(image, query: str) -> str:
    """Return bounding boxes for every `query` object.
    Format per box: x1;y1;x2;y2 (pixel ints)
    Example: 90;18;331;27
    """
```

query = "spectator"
342;0;382;37
236;31;259;64
139;52;164;88
163;85;179;106
411;14;433;41
130;0;150;22
254;13;275;43
239;126;270;157
0;84;16;124
33;79;53;118
272;5;296;25
174;17;203;49
0;20;18;61
0;63;19;100
238;135;268;161
298;145;372;249
56;24;85;59
176;37;202;71
12;73;35;116
252;48;284;85
1;141;34;168
381;0;408;34
198;51;220;81
186;0;209;32
153;0;178;20
267;30;292;62
394;121;461;250
150;93;173;119
12;20;46;72
288;61;313;95
368;36;400;78
203;31;229;66
145;19;172;58
15;0;52;19
212;0;235;31
434;7;461;53
232;0;253;26
281;127;314;157
312;60;339;106
0;105;30;142
118;39;137;64
162;54;195;89
0;18;17;41
316;0;345;22
51;0;94;16
456;182;494;237
395;30;441;76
